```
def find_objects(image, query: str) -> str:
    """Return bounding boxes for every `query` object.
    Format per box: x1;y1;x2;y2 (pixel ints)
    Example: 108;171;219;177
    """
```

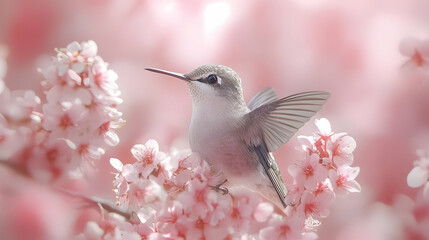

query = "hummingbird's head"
146;65;245;106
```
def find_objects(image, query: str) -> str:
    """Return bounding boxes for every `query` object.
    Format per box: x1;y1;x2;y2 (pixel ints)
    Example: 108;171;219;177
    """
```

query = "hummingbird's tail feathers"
248;87;278;111
254;144;288;208
242;91;330;152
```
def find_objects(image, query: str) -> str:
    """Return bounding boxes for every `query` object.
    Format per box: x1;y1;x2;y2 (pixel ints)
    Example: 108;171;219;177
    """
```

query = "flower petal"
122;164;138;182
67;41;81;53
315;118;332;136
345;180;361;193
145;139;159;153
407;166;428;188
104;131;119;146
110;158;123;171
253;202;274;222
131;144;146;161
337;136;356;154
80;40;98;57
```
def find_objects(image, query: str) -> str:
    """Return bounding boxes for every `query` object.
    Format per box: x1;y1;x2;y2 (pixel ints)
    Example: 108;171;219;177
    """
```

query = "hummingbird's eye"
206;74;218;85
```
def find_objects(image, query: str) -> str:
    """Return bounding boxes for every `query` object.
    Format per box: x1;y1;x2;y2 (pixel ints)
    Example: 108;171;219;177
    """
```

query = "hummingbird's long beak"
145;68;190;82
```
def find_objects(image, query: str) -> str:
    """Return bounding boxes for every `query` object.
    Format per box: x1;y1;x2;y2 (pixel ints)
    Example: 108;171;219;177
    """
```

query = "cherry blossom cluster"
1;41;124;180
77;118;360;240
285;118;360;234
407;150;429;200
0;45;42;162
39;40;124;178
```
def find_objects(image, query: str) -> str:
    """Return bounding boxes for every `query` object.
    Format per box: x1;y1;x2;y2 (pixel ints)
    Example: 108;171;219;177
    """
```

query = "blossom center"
412;51;425;67
336;175;346;187
78;144;88;155
59;114;73;129
305;203;316;215
195;218;205;229
280;225;291;236
99;121;110;135
133;188;147;200
303;164;314;177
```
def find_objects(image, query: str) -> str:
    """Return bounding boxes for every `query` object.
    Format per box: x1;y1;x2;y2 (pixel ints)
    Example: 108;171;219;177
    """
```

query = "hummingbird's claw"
211;179;229;195
211;185;229;195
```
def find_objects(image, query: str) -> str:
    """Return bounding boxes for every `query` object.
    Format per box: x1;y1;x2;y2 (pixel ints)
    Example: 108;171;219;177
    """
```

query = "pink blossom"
313;118;356;167
400;37;429;74
0;86;41;162
0;88;40;122
126;179;166;210
131;139;166;179
157;149;193;188
297;135;315;154
206;191;233;226
42;102;89;138
285;183;303;206
185;216;230;240
298;191;334;219
27;141;76;181
288;152;329;190
75;214;141;240
312;179;333;197
89;58;121;99
329;166;361;196
55;41;97;75
45;83;92;106
259;214;303;240
177;177;214;217
110;158;138;192
227;187;266;230
331;135;356;167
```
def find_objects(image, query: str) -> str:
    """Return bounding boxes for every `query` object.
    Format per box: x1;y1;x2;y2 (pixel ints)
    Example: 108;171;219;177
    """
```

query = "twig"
0;160;130;219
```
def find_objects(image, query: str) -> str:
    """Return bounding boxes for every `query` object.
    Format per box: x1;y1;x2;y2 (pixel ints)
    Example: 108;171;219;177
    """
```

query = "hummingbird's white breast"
188;81;244;155
187;81;265;181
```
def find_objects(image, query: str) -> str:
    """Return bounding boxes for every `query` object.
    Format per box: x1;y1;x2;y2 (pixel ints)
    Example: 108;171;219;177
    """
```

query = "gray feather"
242;91;330;152
248;87;278;111
254;143;287;208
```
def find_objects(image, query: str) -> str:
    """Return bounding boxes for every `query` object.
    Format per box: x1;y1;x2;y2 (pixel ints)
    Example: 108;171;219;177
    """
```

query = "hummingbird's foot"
211;179;229;195
211;185;229;195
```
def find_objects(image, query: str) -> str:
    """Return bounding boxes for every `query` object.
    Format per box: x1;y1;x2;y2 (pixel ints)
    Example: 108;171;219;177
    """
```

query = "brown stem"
0;160;130;219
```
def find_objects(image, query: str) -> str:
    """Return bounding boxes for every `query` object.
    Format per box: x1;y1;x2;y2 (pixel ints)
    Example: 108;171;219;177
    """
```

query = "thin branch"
0;160;130;219
56;188;131;219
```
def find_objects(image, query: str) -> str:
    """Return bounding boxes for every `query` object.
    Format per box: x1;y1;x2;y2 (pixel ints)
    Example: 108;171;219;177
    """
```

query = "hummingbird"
145;65;330;209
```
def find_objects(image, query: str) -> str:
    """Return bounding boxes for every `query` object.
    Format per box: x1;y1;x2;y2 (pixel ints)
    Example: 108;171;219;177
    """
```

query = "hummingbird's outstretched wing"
248;87;278;111
242;91;330;152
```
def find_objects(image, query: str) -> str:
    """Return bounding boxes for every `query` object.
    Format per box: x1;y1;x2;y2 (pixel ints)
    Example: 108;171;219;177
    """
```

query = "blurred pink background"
1;0;429;239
